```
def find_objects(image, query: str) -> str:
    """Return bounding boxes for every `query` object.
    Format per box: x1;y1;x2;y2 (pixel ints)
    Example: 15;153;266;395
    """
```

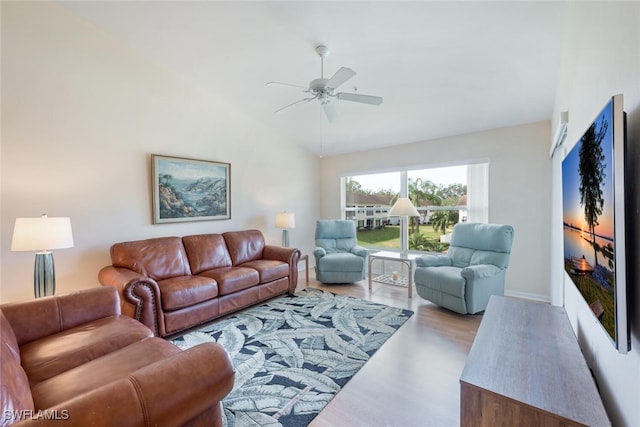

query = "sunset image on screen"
562;99;616;341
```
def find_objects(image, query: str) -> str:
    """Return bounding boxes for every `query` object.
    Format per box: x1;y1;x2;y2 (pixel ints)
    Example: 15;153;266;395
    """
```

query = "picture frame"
152;154;230;224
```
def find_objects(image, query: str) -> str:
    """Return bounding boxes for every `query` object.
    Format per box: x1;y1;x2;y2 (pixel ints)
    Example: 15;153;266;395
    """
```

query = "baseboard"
504;289;550;304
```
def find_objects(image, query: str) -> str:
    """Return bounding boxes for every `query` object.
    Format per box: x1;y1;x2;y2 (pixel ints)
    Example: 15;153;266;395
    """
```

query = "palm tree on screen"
578;118;608;268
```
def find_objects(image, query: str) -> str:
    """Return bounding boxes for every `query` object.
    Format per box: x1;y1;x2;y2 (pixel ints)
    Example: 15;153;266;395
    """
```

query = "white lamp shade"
11;216;74;252
275;212;295;229
388;198;420;217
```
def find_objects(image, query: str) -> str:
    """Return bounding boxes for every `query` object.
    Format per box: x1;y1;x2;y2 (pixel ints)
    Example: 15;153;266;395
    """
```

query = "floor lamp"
275;212;295;247
11;214;74;298
388;198;419;257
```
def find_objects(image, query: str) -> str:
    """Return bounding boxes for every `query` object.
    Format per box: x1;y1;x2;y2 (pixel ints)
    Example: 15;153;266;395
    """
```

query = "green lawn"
357;225;453;250
357;226;400;248
565;261;616;340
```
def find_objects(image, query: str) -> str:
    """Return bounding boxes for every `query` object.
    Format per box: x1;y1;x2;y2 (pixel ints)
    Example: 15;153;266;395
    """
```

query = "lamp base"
281;229;290;247
34;252;55;298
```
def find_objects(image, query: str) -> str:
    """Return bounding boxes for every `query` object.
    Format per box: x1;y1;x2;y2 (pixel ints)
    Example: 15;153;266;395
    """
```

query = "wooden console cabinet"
460;296;610;426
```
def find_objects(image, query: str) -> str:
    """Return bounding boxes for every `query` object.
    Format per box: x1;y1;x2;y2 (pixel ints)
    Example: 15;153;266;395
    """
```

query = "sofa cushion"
240;259;289;283
223;230;265;265
20;315;153;385
158;275;218;311
110;237;191;280
183;233;232;274
470;249;510;269
447;246;474;268
199;267;259;296
30;337;181;410
315;220;358;254
449;222;514;252
318;252;365;272
2;287;121;347
0;311;21;365
0;311;35;416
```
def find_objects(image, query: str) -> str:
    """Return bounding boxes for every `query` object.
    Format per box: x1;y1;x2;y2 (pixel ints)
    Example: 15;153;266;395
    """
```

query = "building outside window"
342;163;487;253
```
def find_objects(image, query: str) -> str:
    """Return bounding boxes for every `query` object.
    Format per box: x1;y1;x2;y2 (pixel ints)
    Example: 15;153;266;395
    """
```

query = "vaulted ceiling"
60;1;569;156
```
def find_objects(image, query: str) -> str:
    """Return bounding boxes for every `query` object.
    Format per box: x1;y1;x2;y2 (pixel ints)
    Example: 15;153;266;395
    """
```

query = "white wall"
0;2;319;303
319;121;552;301
550;3;640;426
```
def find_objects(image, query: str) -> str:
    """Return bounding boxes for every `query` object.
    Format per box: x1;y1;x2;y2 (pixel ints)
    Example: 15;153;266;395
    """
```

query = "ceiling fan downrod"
316;45;329;80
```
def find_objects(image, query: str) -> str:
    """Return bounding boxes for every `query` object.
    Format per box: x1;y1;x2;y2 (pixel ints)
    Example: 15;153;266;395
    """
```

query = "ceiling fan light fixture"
309;78;329;93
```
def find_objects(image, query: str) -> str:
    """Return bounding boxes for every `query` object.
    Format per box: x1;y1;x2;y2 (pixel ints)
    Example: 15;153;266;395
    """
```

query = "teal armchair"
314;220;368;283
414;222;514;314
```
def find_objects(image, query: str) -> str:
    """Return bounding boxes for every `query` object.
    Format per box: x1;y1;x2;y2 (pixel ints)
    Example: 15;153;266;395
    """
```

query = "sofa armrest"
98;266;146;293
0;287;120;346
350;245;369;258
264;245;301;294
263;245;298;264
415;254;452;268
313;247;327;276
313;247;326;258
460;264;501;279
15;343;235;427
99;266;164;336
129;342;234;425
460;264;506;314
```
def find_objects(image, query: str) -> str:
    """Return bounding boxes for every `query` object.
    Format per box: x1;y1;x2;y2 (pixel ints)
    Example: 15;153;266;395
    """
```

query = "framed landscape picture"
152;155;230;223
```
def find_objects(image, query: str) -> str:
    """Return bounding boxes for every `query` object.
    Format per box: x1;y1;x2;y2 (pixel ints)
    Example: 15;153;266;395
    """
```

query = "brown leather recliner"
0;286;234;426
99;230;301;338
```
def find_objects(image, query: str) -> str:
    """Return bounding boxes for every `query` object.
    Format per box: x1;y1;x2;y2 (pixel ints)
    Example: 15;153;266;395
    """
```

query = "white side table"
368;251;420;297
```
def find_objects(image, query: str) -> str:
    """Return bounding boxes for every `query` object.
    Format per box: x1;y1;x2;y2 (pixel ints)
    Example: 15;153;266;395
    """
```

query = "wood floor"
297;273;483;427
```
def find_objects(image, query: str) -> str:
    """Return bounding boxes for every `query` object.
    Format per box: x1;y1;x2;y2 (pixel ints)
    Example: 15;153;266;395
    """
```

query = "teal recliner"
314;220;368;284
414;222;514;314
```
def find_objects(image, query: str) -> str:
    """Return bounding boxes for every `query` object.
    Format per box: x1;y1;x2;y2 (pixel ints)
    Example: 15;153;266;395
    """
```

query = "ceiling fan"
267;45;383;122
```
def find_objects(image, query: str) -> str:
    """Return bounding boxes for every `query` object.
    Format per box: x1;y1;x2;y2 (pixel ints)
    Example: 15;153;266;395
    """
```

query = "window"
345;172;399;235
342;163;488;253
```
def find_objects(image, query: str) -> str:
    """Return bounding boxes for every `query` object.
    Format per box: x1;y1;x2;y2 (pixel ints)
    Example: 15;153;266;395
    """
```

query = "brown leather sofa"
0;286;234;426
99;229;301;338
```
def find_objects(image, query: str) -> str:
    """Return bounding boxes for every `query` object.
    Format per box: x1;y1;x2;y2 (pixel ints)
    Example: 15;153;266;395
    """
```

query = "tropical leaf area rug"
171;288;414;427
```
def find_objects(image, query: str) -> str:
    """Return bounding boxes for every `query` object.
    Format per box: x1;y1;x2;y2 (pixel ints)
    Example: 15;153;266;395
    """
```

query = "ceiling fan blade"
336;92;383;106
266;81;309;91
326;67;356;90
322;102;337;123
275;96;315;113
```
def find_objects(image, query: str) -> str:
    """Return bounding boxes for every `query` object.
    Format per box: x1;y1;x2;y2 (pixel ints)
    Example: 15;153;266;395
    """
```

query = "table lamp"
275;212;295;247
388;198;419;257
11;214;74;298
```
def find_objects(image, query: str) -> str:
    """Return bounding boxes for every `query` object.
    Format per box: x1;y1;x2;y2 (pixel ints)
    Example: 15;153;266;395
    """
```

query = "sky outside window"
352;165;467;192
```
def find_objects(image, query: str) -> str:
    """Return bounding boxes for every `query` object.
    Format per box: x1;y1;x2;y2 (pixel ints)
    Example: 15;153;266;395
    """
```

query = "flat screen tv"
562;94;630;353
